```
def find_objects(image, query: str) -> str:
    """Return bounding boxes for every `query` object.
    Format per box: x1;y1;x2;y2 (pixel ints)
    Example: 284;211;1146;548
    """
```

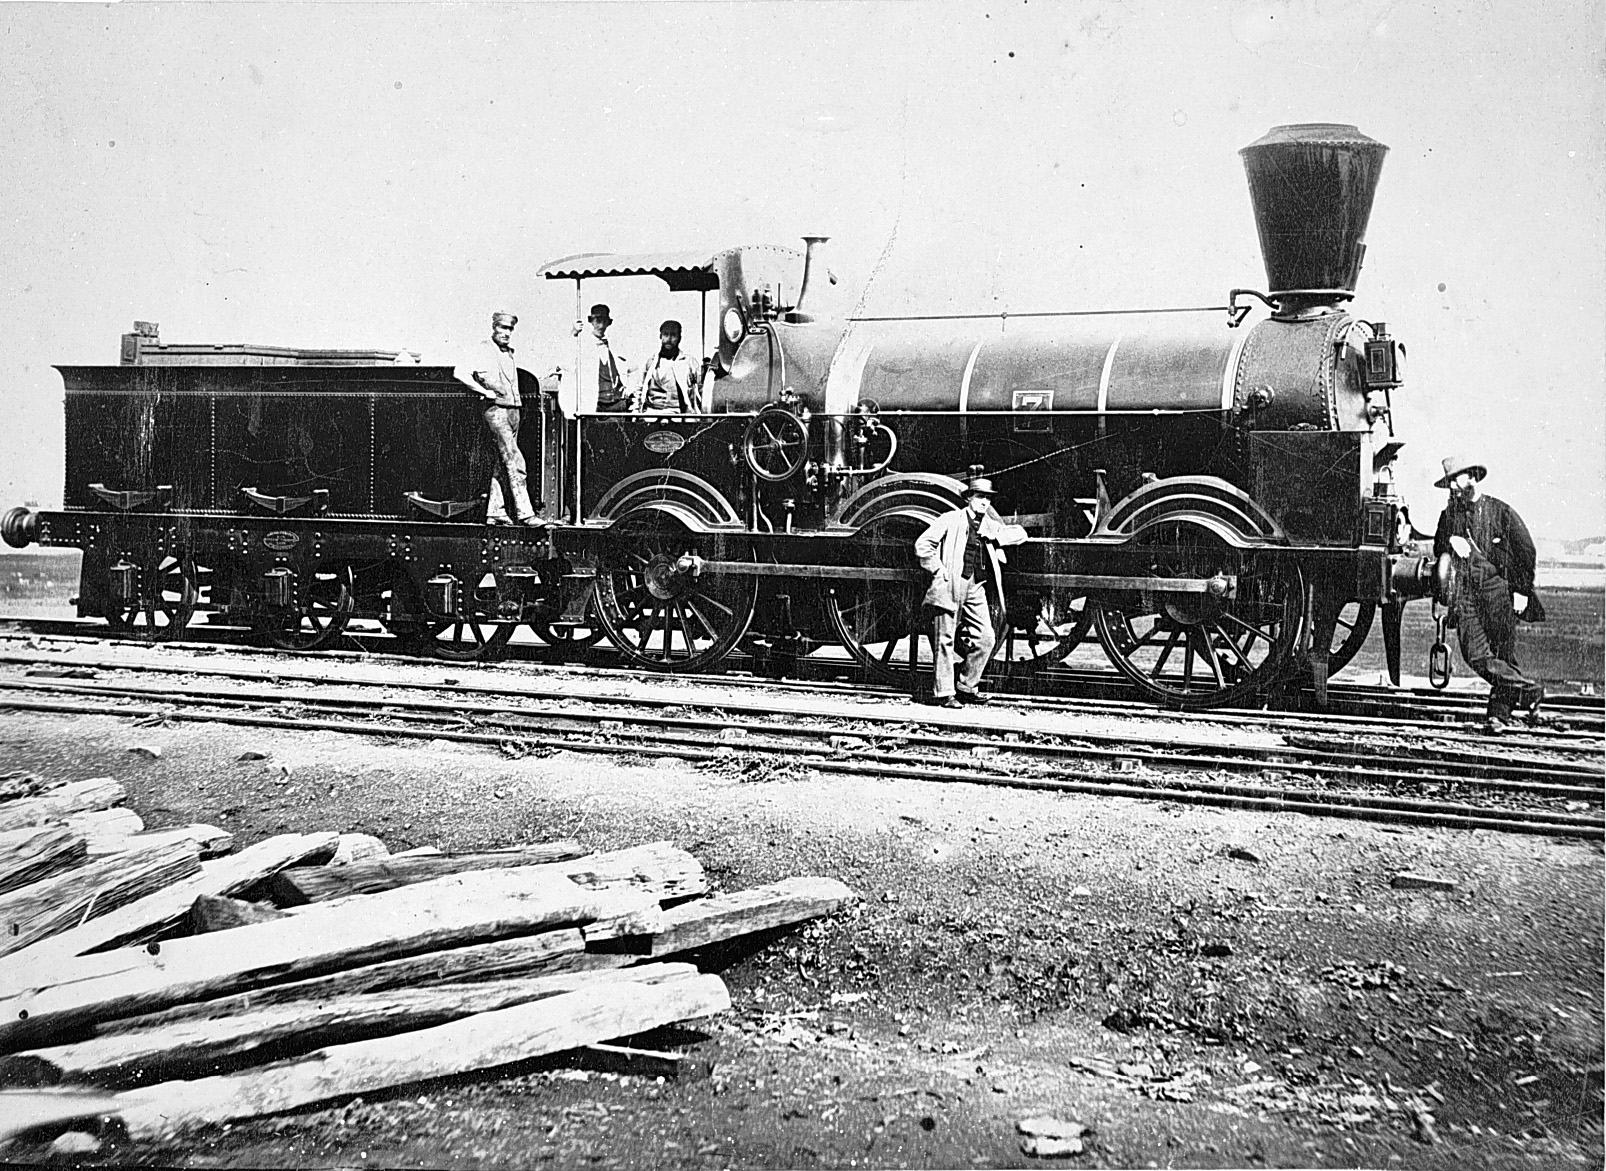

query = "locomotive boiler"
3;123;1424;709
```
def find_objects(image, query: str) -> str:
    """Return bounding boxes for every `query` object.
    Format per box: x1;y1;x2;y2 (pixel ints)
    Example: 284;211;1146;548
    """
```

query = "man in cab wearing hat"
914;476;1029;708
1432;456;1546;731
458;311;538;526
572;303;630;413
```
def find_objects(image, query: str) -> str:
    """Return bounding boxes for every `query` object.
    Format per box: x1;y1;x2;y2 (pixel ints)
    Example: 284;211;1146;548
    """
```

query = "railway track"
2;614;1601;735
0;630;1599;840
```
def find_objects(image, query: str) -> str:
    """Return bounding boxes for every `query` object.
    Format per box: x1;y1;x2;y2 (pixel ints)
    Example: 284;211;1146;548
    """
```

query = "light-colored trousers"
931;578;994;697
481;404;536;523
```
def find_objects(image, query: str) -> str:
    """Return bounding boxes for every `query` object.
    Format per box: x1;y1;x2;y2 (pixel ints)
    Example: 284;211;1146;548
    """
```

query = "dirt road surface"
0;691;1600;1170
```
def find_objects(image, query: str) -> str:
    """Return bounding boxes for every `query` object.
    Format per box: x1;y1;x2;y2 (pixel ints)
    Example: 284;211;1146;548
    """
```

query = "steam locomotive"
2;123;1427;709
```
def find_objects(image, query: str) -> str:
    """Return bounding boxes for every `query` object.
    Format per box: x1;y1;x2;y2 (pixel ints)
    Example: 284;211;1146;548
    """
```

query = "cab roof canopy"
538;245;811;293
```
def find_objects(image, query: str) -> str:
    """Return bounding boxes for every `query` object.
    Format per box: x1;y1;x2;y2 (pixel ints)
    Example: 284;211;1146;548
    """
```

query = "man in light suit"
914;476;1028;708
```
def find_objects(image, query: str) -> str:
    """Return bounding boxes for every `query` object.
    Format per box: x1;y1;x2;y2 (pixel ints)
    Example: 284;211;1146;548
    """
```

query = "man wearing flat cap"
459;311;538;526
633;320;704;413
914;475;1028;708
1432;455;1546;731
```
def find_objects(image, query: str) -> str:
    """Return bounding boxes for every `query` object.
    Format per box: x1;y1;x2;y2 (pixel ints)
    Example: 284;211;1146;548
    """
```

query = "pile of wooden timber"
0;773;853;1143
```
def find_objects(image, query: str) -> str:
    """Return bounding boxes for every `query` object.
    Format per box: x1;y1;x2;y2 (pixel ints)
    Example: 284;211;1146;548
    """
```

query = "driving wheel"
592;513;756;670
1092;522;1303;709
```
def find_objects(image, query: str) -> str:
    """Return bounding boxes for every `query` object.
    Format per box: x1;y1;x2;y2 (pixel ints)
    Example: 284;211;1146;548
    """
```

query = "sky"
1;0;1601;543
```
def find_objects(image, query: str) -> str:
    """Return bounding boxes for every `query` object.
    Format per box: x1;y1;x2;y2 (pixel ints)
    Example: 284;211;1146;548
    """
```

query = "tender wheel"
257;567;355;651
1326;599;1376;677
742;407;809;482
824;511;1005;687
104;554;198;642
993;590;1094;676
1092;523;1303;709
592;514;756;670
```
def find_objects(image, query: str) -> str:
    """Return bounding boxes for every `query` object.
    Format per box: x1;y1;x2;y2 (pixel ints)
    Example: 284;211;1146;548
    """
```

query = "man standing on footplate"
915;476;1028;709
1432;455;1547;733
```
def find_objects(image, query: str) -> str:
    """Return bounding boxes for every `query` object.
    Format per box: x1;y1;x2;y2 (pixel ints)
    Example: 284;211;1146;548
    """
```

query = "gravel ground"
0;686;1601;1170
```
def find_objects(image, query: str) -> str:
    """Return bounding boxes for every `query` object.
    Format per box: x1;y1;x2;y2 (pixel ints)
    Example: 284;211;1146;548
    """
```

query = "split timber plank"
0;868;658;1051
64;807;144;850
114;973;731;1139
89;824;234;860
648;876;856;957
0;825;86;897
0;779;125;834
0;832;338;979
91;930;600;1036
1;963;700;1088
187;895;289;934
0;840;203;960
267;839;617;905
0;1089;122;1142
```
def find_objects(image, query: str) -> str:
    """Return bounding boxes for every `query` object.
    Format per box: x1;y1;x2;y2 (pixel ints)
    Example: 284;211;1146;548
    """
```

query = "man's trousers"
481;404;536;524
930;578;994;697
1455;582;1541;719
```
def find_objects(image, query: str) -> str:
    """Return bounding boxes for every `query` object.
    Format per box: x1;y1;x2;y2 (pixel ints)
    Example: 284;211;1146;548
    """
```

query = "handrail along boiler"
2;124;1433;705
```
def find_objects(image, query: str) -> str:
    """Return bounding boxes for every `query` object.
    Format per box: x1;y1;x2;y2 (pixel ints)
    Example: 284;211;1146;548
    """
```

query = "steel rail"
2;676;1599;801
1;649;1598;782
0;692;1596;840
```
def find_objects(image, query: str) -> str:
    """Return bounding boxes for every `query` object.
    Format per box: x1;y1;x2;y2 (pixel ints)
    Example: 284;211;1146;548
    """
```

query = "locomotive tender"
3;123;1425;708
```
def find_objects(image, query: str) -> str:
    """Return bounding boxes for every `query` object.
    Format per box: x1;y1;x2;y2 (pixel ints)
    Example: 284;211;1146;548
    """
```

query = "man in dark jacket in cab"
1432;455;1546;732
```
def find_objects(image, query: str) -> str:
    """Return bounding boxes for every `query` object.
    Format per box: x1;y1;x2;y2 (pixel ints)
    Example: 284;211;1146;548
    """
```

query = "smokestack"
789;236;831;322
1240;124;1388;317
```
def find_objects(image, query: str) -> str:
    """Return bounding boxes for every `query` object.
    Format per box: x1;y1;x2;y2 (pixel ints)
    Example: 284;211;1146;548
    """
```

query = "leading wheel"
257;567;355;651
1326;599;1376;677
824;511;1006;687
424;618;516;662
592;513;756;670
1092;523;1303;709
104;554;198;643
742;407;809;482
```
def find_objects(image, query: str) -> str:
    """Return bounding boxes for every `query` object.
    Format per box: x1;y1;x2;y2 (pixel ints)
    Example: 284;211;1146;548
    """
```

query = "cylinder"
1240;124;1388;305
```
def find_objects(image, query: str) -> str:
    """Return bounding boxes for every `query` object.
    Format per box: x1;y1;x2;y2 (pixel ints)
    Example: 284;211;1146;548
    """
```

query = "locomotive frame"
3;123;1432;709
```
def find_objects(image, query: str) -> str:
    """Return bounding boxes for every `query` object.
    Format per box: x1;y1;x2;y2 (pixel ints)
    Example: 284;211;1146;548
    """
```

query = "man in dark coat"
1432;456;1546;731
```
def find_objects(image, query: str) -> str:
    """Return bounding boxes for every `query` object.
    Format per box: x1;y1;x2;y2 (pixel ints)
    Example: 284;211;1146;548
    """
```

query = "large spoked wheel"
824;512;1006;687
104;554;198;643
257;567;355;651
1325;599;1377;677
992;590;1095;676
592;514;756;670
742;407;809;482
1092;524;1303;709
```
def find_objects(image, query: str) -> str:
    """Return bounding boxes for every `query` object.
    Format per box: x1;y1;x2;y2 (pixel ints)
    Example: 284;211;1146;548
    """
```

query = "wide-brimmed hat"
1434;456;1487;489
963;476;997;497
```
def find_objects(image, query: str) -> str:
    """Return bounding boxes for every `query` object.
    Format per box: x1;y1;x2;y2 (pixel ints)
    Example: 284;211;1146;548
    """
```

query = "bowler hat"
963;476;997;497
1434;456;1487;489
588;303;612;323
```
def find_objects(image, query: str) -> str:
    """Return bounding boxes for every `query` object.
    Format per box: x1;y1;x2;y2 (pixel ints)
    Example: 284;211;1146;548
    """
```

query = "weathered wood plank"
0;1089;122;1142
63;808;144;851
1;832;337;979
187;895;289;934
0;868;658;1050
89;824;234;860
572;1042;714;1081
0;825;86;897
0;779;125;834
1;964;699;1088
266;840;589;904
92;930;600;1036
0;840;203;960
115;974;730;1138
648;876;856;957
